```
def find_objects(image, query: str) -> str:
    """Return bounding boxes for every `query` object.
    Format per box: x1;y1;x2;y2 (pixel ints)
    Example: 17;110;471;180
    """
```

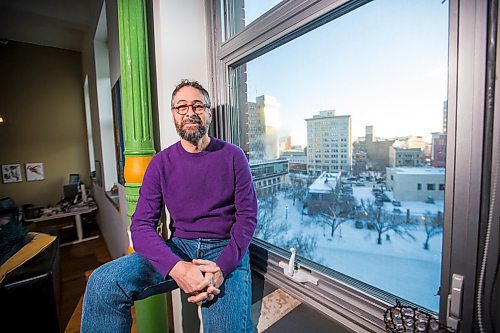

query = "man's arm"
214;148;258;276
130;158;183;278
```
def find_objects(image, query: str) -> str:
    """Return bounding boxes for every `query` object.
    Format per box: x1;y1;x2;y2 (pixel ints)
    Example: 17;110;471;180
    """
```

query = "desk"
25;205;98;246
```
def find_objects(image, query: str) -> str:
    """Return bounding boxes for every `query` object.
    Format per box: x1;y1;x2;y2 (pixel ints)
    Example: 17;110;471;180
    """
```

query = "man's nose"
185;106;197;116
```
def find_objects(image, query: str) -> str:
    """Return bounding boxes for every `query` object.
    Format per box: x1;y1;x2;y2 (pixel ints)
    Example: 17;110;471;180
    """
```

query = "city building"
307;171;342;215
353;151;368;175
389;147;423;167
364;125;395;171
280;150;307;174
306;110;352;176
279;135;291;153
247;95;280;161
250;159;289;195
386;167;445;201
443;100;448;134
431;132;447;168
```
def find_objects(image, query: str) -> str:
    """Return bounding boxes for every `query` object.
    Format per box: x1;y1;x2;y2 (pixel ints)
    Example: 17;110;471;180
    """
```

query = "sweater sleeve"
130;158;182;277
215;149;258;276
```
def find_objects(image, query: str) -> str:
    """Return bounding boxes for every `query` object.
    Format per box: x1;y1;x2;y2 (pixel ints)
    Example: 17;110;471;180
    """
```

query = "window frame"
205;0;489;331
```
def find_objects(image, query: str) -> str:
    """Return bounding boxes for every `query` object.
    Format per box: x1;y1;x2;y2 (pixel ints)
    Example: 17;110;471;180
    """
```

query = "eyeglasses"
172;103;209;115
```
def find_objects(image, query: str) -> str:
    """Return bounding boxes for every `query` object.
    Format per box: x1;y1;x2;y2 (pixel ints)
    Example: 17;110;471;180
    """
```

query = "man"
82;80;257;333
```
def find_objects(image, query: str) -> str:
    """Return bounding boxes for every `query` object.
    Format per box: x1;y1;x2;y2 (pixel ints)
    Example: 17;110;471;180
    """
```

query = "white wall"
153;0;210;151
387;168;445;201
152;1;210;331
105;0;120;86
81;0;129;259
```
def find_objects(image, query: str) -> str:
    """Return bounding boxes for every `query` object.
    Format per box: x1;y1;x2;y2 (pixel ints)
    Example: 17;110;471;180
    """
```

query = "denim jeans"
81;237;253;333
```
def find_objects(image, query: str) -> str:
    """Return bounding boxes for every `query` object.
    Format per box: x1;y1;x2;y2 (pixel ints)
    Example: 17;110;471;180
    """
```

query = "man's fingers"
194;277;211;291
187;291;209;303
192;259;213;265
206;286;220;295
197;265;220;273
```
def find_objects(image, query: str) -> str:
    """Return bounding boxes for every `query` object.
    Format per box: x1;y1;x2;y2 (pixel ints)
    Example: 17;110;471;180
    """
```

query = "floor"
28;214;113;332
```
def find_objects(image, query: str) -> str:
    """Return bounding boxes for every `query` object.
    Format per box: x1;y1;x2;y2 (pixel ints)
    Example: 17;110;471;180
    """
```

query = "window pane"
222;0;283;41
230;0;448;312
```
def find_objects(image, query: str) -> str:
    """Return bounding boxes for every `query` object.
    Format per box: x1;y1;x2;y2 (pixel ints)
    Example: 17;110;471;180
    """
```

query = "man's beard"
175;114;210;146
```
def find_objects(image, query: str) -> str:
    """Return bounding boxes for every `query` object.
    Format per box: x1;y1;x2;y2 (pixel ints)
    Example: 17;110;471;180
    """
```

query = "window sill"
105;191;120;211
250;239;393;333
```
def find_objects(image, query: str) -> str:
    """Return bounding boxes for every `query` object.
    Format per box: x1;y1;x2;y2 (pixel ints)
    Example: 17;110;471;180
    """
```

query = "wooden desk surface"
25;205;97;223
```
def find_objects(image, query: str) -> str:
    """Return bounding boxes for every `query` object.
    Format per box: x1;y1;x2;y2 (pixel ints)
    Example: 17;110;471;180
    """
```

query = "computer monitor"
69;174;80;185
63;184;79;202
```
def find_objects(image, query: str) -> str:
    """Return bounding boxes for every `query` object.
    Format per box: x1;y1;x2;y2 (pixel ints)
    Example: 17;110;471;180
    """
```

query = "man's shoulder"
157;141;179;156
149;142;180;165
210;137;244;156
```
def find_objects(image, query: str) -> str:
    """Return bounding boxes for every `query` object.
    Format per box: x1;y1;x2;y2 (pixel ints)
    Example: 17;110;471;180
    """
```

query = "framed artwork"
2;164;22;183
25;163;45;181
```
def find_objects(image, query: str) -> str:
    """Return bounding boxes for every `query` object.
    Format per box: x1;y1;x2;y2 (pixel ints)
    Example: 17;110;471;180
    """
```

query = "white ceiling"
0;0;96;51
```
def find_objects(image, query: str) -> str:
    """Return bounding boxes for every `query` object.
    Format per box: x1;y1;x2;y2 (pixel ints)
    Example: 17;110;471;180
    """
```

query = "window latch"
278;248;319;285
446;273;464;330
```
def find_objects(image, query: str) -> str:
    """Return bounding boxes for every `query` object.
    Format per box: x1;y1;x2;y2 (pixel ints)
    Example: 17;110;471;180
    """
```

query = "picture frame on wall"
25;163;45;181
2;164;22;183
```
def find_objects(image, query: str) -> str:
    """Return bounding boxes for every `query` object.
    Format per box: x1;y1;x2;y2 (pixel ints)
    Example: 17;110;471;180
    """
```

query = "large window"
209;0;493;331
221;0;284;41
228;0;448;312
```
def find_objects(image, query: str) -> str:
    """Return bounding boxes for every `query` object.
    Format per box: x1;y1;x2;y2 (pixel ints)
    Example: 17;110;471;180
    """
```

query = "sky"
239;0;449;147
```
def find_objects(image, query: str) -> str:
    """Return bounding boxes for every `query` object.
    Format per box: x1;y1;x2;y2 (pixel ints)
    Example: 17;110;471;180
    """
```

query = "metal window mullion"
219;0;368;67
251;250;386;332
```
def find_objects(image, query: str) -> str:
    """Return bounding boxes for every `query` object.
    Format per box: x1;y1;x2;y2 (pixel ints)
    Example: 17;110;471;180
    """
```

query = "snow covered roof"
387;167;445;175
309;171;341;193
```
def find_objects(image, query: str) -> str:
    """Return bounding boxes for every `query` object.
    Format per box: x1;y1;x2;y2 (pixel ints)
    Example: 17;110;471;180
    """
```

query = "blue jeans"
81;237;253;333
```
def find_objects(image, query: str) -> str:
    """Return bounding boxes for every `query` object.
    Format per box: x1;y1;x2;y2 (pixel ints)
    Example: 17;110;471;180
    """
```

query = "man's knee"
86;263;114;295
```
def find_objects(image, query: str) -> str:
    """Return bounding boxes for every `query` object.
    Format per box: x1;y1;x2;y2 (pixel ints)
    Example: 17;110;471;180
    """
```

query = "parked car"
393;208;402;214
392;200;401;207
355;220;364;229
343;186;353;194
355;181;365;186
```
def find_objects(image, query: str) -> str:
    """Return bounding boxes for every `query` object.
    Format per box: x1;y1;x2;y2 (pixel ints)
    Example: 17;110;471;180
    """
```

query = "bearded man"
81;80;257;333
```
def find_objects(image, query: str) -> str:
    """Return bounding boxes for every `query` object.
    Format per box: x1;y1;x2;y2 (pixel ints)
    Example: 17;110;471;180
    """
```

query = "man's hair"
171;79;211;107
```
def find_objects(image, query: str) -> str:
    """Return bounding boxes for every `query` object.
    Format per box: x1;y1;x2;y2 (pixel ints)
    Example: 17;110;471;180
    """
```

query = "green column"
117;0;169;332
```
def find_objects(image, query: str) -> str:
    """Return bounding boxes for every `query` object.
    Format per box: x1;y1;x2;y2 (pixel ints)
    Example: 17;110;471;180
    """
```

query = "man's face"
172;86;212;145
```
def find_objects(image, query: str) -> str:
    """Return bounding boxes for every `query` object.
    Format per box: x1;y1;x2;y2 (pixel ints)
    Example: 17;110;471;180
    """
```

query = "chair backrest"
0;197;18;217
0;197;22;225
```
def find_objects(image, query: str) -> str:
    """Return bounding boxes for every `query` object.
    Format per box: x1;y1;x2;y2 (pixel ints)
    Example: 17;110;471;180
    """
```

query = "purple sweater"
130;137;257;277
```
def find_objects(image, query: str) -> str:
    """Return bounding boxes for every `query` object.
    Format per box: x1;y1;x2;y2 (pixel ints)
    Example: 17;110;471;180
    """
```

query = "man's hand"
169;261;208;295
187;259;225;303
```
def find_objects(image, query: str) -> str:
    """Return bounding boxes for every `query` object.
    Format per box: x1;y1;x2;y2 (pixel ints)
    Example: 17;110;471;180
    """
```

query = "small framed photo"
25;163;45;181
2;164;23;183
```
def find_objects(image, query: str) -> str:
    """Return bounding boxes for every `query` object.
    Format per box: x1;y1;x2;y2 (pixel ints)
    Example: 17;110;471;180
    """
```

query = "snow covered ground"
257;188;444;312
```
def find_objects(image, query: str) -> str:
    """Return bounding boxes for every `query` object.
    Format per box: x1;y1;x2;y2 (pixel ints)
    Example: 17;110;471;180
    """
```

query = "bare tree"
289;176;308;206
422;211;443;250
335;193;356;218
320;208;350;239
254;192;287;244
283;233;318;260
361;199;415;245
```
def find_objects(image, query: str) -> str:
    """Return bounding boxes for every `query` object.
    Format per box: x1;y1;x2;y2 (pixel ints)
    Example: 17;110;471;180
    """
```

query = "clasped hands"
170;259;224;303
